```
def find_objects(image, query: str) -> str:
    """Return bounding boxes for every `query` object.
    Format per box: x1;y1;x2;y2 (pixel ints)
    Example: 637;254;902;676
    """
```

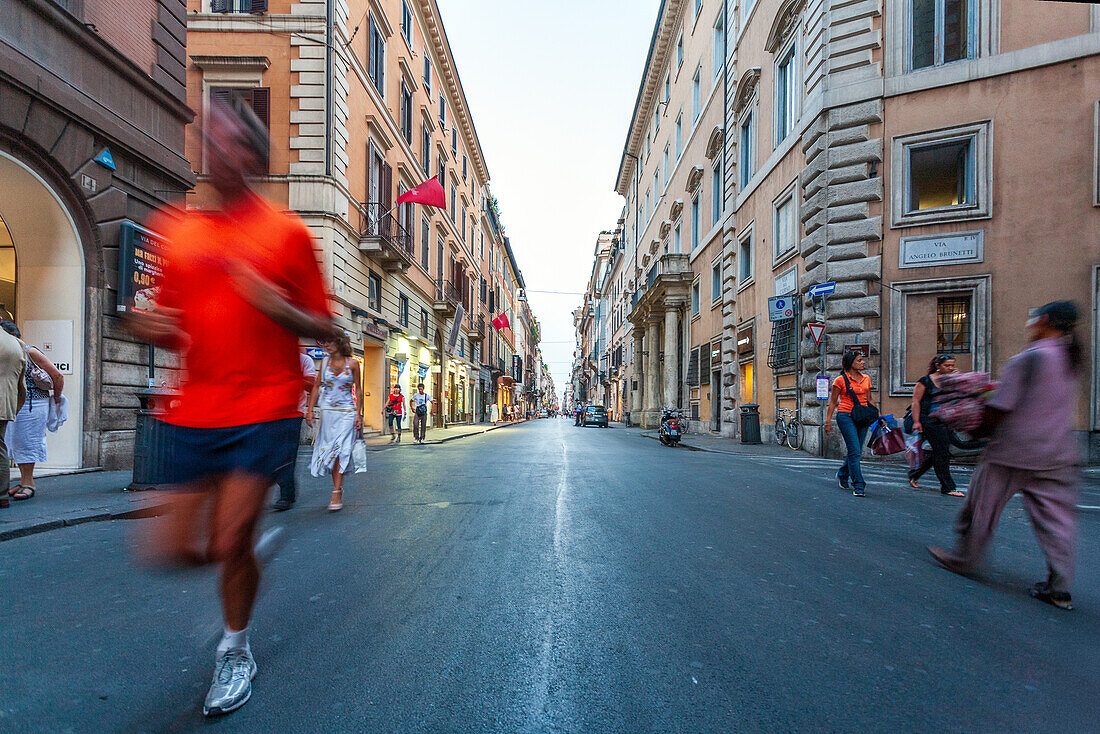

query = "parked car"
538;410;548;418
581;405;609;428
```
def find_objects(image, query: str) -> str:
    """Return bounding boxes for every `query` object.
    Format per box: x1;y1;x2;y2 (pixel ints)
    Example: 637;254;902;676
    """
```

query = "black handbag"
842;372;879;428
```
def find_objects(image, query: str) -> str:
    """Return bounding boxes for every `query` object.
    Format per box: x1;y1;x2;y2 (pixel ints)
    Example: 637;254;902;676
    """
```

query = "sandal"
10;485;35;501
328;490;343;512
908;479;921;489
941;489;966;497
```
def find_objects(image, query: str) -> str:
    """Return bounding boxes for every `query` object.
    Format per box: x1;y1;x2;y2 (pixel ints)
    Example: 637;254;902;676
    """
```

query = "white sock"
217;625;250;655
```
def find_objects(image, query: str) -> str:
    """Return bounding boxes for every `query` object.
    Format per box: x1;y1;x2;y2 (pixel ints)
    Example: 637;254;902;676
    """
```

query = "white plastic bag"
352;437;367;473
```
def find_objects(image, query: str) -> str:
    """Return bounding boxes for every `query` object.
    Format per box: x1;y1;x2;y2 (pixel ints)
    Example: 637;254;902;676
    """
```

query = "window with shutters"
210;0;267;13
367;14;385;96
423;57;432;94
400;82;412;143
420;216;429;270
462;156;468;180
686;346;700;387
421;124;431;175
208;87;270;173
421;308;429;337
400;294;410;327
451;127;458;155
401;1;412;45
439;93;446;125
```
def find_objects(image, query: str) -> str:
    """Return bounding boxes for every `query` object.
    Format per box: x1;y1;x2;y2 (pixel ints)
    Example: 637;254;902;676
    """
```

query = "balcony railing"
355;202;414;271
646;252;691;289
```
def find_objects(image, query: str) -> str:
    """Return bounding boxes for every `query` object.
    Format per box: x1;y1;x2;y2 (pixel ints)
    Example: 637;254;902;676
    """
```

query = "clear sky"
437;0;662;399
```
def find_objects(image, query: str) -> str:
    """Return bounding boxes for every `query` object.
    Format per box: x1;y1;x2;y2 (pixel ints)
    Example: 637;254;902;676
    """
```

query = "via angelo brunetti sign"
117;221;167;315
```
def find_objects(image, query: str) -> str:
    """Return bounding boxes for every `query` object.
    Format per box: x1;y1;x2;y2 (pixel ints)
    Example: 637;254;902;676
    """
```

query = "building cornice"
416;0;490;184
614;0;686;196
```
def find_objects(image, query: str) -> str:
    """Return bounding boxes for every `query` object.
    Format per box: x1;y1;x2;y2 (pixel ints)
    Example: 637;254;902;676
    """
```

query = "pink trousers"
949;460;1080;592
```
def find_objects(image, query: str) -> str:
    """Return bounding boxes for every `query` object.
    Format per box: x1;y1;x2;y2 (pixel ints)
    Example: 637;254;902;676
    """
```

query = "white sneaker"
203;647;256;717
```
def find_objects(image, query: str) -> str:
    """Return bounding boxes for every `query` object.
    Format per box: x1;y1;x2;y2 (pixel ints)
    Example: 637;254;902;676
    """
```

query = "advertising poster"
117;222;167;315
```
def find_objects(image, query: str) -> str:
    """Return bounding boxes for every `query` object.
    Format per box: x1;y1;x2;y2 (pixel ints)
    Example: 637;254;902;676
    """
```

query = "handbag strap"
842;372;864;408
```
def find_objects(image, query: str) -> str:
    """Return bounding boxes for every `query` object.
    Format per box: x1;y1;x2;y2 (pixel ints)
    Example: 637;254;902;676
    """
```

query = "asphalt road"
2;419;1098;732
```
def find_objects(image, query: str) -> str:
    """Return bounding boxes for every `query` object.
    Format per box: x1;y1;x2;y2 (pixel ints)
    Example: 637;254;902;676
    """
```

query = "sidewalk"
0;419;532;543
0;470;169;542
363;419;529;449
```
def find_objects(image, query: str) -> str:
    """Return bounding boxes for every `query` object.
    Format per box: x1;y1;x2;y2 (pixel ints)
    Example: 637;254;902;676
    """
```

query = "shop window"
368;271;382;312
399;293;410;327
910;0;974;72
739;361;754;404
936;295;971;352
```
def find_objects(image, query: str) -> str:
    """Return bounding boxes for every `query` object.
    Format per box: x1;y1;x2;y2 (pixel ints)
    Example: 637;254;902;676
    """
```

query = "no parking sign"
767;295;795;322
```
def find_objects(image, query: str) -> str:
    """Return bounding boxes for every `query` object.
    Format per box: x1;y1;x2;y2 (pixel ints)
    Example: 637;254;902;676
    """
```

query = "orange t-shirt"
149;195;331;428
833;372;872;413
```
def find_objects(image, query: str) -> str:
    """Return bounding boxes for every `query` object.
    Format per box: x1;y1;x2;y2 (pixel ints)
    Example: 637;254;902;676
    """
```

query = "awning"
497;376;515;387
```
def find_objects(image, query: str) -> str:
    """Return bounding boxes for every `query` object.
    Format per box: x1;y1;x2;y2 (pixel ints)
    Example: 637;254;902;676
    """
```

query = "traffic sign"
808;281;836;297
767;295;796;322
807;322;825;346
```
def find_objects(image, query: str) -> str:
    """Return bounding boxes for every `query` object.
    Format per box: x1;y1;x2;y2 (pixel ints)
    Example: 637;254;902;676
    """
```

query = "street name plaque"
899;231;983;268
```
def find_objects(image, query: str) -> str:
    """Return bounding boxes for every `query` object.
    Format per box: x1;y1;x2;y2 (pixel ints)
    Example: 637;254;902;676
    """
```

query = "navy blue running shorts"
160;417;301;486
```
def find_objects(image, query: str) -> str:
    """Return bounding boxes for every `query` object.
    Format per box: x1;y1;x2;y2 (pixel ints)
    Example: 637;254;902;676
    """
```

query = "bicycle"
774;407;803;450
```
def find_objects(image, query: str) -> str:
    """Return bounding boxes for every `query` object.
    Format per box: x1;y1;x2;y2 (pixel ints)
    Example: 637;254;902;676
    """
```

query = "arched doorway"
0;151;85;469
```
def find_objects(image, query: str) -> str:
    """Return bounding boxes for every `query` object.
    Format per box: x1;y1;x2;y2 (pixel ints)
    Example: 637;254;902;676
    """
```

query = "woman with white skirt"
1;320;64;502
306;332;361;511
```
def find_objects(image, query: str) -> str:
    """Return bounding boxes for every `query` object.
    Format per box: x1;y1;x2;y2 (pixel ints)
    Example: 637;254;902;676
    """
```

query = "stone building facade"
0;0;194;469
586;0;1100;457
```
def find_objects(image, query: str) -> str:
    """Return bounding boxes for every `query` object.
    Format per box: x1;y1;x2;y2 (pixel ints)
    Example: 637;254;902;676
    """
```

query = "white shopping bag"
352;437;367;473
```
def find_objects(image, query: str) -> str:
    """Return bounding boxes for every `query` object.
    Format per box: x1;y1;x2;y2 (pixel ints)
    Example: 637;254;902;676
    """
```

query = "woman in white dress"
306;332;361;511
1;320;64;501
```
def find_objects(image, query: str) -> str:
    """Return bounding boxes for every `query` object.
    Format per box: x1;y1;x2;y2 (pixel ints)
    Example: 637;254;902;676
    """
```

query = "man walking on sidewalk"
128;96;335;717
272;348;317;511
411;382;432;444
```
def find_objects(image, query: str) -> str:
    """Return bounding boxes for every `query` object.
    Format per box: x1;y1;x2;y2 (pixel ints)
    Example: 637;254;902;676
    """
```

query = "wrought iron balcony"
356;202;414;272
433;279;462;318
468;314;486;343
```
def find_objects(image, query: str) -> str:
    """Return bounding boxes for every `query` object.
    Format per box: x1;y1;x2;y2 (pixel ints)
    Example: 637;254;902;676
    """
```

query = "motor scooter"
658;407;684;446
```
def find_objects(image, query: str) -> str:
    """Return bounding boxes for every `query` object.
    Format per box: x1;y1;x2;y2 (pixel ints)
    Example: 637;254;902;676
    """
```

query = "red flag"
395;178;446;208
491;312;510;331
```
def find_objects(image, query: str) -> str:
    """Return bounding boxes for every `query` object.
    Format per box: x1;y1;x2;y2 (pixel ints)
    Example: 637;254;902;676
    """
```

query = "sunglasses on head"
936;354;955;363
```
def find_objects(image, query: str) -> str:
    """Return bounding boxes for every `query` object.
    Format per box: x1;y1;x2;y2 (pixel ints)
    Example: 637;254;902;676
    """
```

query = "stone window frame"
771;178;799;268
711;254;723;307
884;0;999;79
887;274;991;396
691;277;702;320
736;222;755;292
772;32;800;147
889;120;992;229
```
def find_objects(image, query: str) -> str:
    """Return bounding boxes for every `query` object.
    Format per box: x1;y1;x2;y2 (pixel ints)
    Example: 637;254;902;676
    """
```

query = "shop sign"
117;222;166;314
844;343;870;359
900;231;983;268
418;364;429;379
24;320;74;375
363;322;387;341
736;325;754;355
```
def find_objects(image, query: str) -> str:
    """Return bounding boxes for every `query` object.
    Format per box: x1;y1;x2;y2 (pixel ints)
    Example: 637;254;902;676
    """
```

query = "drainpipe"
325;0;333;177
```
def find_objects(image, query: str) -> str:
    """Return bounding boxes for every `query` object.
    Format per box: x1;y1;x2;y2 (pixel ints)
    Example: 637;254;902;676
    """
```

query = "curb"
0;500;170;543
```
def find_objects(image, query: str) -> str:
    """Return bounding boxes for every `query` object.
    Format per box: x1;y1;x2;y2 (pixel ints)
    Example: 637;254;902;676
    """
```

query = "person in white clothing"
1;320;62;502
306;332;361;511
410;383;433;444
273;348;317;511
